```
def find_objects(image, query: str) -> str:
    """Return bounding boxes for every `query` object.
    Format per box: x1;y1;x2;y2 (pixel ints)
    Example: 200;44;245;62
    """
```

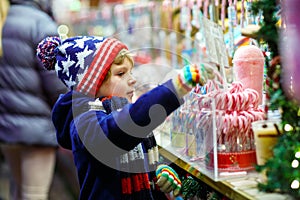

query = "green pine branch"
250;0;300;199
250;0;279;57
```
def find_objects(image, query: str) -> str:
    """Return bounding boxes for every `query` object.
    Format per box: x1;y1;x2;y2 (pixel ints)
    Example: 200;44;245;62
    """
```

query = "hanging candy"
191;0;200;28
240;0;245;27
204;0;209;18
170;32;178;68
162;0;172;29
233;0;238;25
215;0;219;6
175;0;179;8
221;0;226;30
197;0;202;8
180;0;190;30
227;5;236;57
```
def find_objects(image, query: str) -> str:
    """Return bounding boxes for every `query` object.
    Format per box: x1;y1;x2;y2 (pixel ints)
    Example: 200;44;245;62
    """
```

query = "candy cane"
240;114;249;149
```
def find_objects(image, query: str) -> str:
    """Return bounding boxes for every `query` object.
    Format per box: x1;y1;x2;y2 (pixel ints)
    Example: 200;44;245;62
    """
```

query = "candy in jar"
233;45;265;104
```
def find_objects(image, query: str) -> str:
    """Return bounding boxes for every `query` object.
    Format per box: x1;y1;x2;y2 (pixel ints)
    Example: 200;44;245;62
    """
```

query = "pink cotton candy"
233;45;265;104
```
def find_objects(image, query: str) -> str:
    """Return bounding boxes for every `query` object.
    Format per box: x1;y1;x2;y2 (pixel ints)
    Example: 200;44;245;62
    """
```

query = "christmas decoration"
250;0;300;198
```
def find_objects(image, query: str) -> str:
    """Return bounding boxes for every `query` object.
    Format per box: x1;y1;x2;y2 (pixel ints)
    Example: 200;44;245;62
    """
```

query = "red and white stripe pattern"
76;38;128;97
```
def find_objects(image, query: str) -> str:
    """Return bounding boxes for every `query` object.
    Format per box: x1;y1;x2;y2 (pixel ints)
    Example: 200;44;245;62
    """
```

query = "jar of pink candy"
233;45;265;105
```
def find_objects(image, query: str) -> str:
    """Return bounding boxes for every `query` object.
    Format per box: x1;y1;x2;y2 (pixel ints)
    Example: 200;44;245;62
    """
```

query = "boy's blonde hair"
113;49;134;66
103;49;134;82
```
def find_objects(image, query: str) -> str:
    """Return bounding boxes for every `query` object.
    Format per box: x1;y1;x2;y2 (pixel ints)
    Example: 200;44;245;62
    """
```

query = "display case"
154;90;292;200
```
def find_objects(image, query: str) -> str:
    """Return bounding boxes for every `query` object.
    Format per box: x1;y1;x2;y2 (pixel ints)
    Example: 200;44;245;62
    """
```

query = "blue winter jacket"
52;80;183;200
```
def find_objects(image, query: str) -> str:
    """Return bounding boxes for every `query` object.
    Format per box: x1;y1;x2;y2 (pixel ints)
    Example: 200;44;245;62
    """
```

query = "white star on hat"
61;55;75;76
75;45;93;69
73;37;91;49
64;75;76;88
59;42;73;54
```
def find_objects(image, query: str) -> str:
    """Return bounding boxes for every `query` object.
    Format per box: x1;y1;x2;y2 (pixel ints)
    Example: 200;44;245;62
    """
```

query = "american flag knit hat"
37;36;128;97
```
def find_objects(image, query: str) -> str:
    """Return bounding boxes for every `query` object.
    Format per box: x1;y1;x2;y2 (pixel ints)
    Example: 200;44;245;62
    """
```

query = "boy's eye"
117;71;125;76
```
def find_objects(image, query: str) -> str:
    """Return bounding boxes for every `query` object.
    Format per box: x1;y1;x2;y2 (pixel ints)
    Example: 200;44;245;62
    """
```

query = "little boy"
37;36;211;199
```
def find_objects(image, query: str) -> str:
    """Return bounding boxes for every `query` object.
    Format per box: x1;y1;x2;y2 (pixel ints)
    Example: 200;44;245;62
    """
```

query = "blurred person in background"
0;0;67;199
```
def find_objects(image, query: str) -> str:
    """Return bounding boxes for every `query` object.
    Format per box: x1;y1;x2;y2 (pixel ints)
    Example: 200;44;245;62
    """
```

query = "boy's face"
96;58;136;102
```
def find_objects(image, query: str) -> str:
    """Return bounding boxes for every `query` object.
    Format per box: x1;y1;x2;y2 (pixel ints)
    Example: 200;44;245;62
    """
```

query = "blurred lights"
295;151;300;158
284;124;293;132
291;180;300;189
57;25;69;40
291;159;299;168
70;0;81;11
290;76;294;95
221;144;226;151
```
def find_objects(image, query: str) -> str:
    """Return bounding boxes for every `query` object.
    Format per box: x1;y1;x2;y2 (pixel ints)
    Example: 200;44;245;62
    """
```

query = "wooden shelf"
155;132;293;200
158;147;255;200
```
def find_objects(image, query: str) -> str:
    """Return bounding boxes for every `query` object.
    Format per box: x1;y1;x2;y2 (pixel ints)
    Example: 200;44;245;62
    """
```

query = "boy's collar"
88;99;104;111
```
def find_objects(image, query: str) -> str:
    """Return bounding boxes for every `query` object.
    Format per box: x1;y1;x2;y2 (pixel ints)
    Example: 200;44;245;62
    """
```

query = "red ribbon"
207;150;257;171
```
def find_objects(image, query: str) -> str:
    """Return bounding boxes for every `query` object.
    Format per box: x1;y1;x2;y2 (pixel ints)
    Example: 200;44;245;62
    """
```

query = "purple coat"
0;1;67;146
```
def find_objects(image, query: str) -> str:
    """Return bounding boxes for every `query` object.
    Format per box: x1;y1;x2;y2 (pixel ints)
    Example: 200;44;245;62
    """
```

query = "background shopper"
0;0;67;199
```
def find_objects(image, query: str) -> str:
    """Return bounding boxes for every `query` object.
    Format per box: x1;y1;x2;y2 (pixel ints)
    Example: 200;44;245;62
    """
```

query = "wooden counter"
155;132;293;200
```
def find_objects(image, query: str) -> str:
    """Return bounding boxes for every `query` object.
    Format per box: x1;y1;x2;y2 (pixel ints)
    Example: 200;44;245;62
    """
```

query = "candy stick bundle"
198;79;264;153
193;68;264;171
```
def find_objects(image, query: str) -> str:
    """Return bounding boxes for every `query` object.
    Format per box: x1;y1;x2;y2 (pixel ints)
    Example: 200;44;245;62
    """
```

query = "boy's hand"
155;164;181;196
172;64;214;97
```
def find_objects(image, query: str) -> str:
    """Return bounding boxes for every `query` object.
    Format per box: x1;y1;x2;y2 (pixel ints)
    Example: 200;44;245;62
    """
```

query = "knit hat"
36;36;128;97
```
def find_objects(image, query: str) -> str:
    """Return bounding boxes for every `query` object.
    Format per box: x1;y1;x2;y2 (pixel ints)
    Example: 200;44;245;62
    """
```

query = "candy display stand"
170;108;188;148
202;78;265;173
165;67;266;180
170;92;215;153
166;93;221;180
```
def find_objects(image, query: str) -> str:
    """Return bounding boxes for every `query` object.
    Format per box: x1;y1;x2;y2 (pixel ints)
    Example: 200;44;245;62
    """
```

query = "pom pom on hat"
37;36;61;70
36;36;128;97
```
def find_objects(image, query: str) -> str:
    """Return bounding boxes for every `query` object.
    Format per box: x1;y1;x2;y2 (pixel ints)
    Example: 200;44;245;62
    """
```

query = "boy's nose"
128;74;137;85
